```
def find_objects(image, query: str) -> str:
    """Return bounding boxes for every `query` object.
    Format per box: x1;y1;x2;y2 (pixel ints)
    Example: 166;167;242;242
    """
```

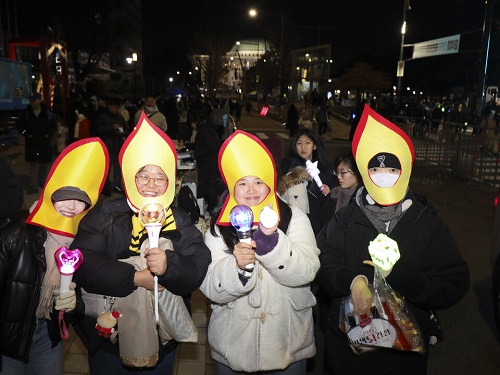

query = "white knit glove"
53;282;76;312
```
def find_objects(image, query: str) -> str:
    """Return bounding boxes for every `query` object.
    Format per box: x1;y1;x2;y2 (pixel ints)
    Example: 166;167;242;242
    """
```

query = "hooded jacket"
200;205;319;372
316;190;470;373
277;166;311;214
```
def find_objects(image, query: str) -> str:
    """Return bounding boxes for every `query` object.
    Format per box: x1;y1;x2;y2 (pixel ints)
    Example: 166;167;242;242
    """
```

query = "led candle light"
229;205;254;278
368;233;400;272
259;206;278;229
140;202;167;324
54;247;84;293
305;160;324;190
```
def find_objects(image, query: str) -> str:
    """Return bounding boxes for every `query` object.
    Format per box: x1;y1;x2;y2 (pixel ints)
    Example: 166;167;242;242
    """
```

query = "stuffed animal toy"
95;311;122;338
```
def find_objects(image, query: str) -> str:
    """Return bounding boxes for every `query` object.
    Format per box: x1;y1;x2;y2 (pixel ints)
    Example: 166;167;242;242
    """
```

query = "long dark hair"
282;128;331;174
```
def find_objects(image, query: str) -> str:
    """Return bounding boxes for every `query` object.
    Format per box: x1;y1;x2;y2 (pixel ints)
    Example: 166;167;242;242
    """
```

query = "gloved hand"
350;275;373;316
53;282;76;312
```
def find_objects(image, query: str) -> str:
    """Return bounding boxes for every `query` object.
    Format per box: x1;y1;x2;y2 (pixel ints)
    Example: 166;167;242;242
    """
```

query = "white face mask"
145;105;155;111
370;173;400;188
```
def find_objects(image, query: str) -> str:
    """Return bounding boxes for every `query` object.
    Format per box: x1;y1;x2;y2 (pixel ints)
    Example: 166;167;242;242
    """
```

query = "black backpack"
177;185;200;224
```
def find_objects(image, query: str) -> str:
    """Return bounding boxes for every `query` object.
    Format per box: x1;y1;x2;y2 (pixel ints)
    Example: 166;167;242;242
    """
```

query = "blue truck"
0;57;32;146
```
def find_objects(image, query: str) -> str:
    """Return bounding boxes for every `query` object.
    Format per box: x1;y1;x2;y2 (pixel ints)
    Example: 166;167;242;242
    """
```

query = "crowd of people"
0;94;470;375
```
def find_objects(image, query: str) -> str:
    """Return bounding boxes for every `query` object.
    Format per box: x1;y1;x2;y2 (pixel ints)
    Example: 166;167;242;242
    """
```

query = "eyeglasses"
135;174;169;187
333;170;352;177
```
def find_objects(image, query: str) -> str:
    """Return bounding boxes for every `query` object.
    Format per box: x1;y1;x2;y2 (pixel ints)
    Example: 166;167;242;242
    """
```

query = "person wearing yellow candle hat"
315;105;469;374
71;114;211;374
0;138;108;374
200;130;320;374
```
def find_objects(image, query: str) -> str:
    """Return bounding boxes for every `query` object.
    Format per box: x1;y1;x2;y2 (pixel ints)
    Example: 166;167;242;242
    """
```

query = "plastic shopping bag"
339;268;425;354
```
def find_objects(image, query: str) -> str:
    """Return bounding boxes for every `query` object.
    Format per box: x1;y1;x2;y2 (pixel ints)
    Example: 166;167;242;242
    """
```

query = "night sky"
6;0;496;93
143;0;489;91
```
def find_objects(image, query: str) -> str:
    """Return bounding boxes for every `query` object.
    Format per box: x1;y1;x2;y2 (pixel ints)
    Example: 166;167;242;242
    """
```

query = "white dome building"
225;39;272;96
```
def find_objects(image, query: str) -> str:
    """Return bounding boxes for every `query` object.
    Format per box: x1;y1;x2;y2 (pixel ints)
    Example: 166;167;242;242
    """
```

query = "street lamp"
249;8;285;104
396;0;411;97
126;52;139;99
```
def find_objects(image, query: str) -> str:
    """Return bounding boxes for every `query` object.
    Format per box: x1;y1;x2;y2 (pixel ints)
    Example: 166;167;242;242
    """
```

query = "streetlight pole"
249;8;285;105
476;0;498;118
396;0;410;97
279;12;284;104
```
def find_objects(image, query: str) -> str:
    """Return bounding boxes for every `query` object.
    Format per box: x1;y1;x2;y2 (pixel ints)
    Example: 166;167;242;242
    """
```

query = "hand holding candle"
229;205;254;278
259;205;279;230
140;202;167;324
305;160;325;192
54;247;84;293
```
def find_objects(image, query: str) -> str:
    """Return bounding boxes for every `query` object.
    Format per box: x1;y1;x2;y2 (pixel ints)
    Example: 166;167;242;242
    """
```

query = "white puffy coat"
200;206;319;372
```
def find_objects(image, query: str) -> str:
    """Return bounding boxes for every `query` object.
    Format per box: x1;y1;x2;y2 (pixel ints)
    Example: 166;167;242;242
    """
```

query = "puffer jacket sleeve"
254;206;320;286
199;227;258;304
387;212;470;310
72;201;137;297
316;210;367;298
157;207;211;296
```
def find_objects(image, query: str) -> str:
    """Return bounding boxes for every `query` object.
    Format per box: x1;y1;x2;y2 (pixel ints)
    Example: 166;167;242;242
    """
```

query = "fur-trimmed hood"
277;166;311;195
278;167;311;214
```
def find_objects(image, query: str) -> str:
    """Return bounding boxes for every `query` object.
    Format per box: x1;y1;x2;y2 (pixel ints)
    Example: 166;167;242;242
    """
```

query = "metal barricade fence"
390;115;500;187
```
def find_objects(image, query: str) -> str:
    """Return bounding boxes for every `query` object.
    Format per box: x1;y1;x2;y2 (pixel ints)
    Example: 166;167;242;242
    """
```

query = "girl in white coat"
200;131;320;374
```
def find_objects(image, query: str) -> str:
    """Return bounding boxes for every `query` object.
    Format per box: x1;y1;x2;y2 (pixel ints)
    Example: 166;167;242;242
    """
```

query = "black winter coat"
0;219;84;364
20;104;56;163
282;158;337;235
94;110;128;154
72;198;211;358
194;123;221;198
316;190;470;374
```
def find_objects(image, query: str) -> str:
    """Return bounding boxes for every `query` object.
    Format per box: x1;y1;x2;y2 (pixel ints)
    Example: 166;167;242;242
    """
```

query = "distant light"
413;91;416;95
189;71;192;75
169;77;173;82
32;75;35;79
132;52;138;62
406;86;410;91
195;66;199;70
401;21;406;35
305;53;310;57
328;79;332;83
236;41;241;45
177;71;180;75
249;9;257;17
126;57;133;64
296;67;300;70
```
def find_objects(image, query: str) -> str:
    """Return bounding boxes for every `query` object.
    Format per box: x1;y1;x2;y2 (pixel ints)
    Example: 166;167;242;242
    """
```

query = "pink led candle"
54;247;84;293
